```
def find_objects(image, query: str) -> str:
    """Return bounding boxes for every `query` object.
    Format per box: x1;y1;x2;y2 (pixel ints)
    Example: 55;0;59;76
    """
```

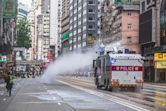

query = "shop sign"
87;36;95;45
0;55;7;62
154;53;166;61
3;0;17;18
155;61;166;69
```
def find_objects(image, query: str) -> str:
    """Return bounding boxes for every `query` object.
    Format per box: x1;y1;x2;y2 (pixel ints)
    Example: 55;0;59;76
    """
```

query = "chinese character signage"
160;0;166;45
154;53;166;61
155;61;166;69
3;0;17;18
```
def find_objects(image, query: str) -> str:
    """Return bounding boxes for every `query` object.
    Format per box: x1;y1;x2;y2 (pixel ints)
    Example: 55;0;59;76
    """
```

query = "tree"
17;18;31;49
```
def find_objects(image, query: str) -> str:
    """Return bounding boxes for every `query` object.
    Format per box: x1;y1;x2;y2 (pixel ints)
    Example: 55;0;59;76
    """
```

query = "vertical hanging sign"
3;0;17;18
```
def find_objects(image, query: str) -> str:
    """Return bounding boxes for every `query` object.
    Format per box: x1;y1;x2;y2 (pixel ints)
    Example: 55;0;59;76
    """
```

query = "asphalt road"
59;77;166;111
0;77;140;111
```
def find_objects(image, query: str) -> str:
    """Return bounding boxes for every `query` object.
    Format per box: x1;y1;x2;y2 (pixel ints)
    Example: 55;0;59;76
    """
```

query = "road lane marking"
58;102;62;105
20;101;62;104
57;80;150;111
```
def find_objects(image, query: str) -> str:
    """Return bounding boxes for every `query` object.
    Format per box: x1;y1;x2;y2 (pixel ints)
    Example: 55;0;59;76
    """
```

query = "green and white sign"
3;0;17;18
0;55;7;62
115;0;139;5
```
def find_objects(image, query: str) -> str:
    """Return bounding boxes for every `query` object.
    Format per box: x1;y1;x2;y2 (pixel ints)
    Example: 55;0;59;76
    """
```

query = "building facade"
17;2;28;19
69;0;98;51
50;0;62;58
28;0;42;60
139;0;166;82
0;0;17;60
0;0;17;76
37;14;50;61
100;0;140;53
61;0;70;54
28;0;51;61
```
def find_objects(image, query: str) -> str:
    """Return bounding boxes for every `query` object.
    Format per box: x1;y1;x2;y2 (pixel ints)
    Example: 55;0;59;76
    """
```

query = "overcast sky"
18;0;32;9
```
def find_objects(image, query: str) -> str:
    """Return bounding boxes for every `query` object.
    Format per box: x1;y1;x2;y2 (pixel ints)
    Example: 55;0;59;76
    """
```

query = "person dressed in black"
4;72;14;96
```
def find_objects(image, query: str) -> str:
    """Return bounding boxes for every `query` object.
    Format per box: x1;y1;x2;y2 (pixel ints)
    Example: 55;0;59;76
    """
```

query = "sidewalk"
0;78;4;84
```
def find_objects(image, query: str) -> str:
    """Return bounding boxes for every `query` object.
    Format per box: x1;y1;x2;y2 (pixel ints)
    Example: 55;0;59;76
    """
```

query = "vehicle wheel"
107;86;112;91
97;85;101;89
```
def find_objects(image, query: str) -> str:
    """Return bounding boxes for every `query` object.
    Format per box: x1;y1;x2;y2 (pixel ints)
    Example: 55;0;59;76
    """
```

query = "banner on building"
3;0;17;18
154;53;166;61
115;0;140;5
155;61;166;69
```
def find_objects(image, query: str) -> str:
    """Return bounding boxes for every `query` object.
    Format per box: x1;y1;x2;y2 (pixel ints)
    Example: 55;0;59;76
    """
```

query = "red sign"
111;66;143;71
47;50;53;62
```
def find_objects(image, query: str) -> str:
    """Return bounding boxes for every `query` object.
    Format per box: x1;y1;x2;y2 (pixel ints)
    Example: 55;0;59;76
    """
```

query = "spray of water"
41;49;97;83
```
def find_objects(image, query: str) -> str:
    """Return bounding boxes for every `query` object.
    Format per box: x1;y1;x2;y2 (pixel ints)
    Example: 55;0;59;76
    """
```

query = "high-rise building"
50;0;62;58
140;0;166;82
28;0;51;61
0;0;17;61
61;0;70;54
100;0;140;53
69;0;98;51
17;2;28;19
37;14;50;61
28;0;42;60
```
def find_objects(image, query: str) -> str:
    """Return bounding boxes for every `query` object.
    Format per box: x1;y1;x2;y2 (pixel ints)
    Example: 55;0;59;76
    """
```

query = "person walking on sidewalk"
4;72;14;96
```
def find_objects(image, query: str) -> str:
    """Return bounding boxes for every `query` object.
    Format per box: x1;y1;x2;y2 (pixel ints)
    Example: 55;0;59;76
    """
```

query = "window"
128;0;131;3
78;36;81;41
127;24;132;30
74;45;76;49
88;1;94;4
70;46;72;50
88;25;93;29
78;28;81;33
83;25;86;30
147;0;151;5
74;38;76;42
88;9;94;13
83;42;86;46
128;12;132;16
83;10;86;15
142;1;145;12
83;34;86;39
78;44;81;48
88;17;93;20
127;37;132;43
78;13;81;18
88;33;93;37
69;39;72;44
